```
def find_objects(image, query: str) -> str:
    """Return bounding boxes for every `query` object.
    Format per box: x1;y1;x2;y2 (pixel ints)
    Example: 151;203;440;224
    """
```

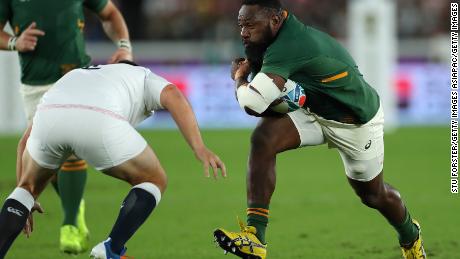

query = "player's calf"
0;188;34;258
93;182;162;256
348;175;421;252
95;146;166;255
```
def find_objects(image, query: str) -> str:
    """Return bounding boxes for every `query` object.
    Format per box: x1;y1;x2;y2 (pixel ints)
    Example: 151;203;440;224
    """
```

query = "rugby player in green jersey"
0;0;132;254
214;1;426;258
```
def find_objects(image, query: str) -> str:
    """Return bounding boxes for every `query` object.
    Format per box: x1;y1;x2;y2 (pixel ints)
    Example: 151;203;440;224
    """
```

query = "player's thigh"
20;84;54;123
322;105;384;159
286;108;325;148
69;112;165;188
338;151;384;182
251;115;301;153
102;145;167;192
26;109;73;170
323;107;385;181
77;117;147;171
18;150;58;199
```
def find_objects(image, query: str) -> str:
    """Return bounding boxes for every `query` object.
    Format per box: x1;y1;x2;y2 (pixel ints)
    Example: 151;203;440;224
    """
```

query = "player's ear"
270;11;282;28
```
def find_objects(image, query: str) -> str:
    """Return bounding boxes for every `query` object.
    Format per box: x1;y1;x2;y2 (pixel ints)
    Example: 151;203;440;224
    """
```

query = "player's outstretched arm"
97;0;132;63
160;85;227;179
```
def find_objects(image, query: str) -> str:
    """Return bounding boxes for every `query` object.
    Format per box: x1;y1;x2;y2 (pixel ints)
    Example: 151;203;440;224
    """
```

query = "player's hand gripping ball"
270;80;307;113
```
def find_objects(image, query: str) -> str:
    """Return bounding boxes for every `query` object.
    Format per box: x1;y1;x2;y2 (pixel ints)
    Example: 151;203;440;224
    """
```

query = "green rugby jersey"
0;0;108;85
260;14;380;124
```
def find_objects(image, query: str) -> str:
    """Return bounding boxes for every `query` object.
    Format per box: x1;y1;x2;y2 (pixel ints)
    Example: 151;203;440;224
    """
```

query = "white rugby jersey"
38;63;171;126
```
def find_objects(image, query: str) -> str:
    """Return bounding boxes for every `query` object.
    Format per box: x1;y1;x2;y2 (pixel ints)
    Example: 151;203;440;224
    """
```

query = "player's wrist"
234;72;249;81
192;143;207;154
117;39;132;52
235;77;249;88
7;36;17;51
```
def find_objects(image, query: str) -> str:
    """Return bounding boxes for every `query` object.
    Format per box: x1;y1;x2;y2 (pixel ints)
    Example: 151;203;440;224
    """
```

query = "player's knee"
16;182;38;199
133;166;167;193
151;167;168;193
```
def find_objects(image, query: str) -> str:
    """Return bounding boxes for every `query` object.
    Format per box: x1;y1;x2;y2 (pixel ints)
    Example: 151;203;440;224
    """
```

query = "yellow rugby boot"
77;199;89;251
214;218;267;259
60;225;83;254
401;220;427;259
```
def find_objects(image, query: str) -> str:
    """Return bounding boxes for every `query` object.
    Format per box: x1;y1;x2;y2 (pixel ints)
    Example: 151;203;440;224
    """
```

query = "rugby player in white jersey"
0;61;227;259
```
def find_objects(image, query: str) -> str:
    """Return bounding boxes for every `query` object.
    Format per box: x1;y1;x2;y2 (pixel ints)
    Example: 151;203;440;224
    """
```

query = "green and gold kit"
261;13;380;124
0;0;108;85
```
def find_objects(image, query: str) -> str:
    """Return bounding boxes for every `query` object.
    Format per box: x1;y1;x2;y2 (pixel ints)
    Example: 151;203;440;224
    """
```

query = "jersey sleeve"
84;0;108;14
144;70;171;111
261;43;350;84
0;0;11;24
260;41;308;80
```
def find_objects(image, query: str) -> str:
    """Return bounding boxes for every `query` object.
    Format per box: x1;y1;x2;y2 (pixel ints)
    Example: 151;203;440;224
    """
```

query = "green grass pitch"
0;127;457;258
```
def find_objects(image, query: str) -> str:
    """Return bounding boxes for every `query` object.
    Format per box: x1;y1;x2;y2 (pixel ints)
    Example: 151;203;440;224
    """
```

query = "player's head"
239;0;285;71
239;0;283;46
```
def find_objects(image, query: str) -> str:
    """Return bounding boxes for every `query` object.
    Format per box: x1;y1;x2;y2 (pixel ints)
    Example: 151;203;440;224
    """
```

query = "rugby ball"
270;80;306;113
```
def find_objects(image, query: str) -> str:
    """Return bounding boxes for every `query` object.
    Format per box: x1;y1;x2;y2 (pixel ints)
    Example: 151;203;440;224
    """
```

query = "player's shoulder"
97;62;148;73
67;63;149;82
266;15;312;56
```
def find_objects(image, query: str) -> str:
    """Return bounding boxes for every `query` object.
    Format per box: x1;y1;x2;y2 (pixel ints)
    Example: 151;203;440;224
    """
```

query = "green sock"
58;159;87;226
247;203;269;244
50;179;59;195
392;208;419;245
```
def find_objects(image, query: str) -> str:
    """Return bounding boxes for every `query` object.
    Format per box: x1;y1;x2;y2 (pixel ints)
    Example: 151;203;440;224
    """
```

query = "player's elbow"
243;107;263;117
160;84;186;110
98;1;120;21
236;87;270;116
236;73;283;117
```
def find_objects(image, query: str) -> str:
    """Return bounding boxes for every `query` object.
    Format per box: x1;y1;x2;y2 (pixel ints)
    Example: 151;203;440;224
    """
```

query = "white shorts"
26;107;147;171
20;83;54;123
288;105;385;182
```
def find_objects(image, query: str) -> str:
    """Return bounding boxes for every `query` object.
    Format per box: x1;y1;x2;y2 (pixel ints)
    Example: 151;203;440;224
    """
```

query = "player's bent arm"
16;124;32;183
160;84;206;152
236;72;286;116
97;0;129;41
97;0;132;62
159;84;227;178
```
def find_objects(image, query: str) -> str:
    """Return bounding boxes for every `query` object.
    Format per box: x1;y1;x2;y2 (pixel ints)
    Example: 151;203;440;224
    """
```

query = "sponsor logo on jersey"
294;85;301;102
7;207;24;217
365;140;372;150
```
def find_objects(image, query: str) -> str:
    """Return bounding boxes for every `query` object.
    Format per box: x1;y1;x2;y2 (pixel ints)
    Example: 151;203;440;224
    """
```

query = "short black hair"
241;0;282;10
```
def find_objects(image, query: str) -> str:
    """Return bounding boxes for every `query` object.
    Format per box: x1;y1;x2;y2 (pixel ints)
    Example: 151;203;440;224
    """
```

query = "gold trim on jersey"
77;19;85;32
321;71;349;83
